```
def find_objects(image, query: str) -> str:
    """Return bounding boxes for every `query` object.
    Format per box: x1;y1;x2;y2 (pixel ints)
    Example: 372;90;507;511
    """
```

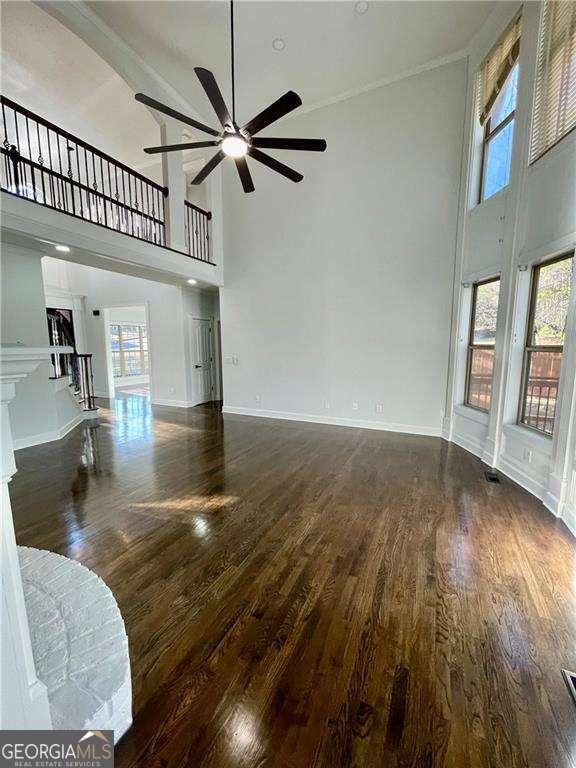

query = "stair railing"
68;352;97;413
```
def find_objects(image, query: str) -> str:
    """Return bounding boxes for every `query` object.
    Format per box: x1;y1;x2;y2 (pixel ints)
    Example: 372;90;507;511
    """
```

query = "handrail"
1;95;216;264
1;149;164;227
1;94;167;247
184;199;213;263
185;199;212;219
1;95;167;195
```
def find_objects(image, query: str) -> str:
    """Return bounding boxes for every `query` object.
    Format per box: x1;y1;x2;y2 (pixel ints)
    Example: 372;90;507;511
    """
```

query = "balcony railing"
2;95;217;265
185;200;212;263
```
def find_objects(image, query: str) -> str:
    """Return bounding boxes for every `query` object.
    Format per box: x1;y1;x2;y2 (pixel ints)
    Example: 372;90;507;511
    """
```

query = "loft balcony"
1;95;220;284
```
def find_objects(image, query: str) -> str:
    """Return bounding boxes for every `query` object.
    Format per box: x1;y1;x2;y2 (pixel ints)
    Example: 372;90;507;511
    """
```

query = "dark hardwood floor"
10;393;576;767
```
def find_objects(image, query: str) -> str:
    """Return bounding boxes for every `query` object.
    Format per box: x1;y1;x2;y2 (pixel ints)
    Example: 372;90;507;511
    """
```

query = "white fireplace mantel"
0;345;52;729
0;345;132;739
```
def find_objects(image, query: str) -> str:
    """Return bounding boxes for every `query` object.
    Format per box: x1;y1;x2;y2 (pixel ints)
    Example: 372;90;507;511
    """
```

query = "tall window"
530;1;576;163
465;278;501;411
519;254;574;435
110;323;149;378
477;17;521;202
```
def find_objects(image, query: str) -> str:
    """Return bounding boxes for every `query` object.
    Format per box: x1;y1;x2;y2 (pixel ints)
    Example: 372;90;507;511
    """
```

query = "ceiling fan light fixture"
221;135;249;158
135;1;326;193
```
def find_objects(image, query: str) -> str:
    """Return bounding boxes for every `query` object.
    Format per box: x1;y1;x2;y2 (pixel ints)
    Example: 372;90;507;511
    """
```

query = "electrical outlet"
375;403;384;414
523;448;533;463
323;399;330;410
255;394;261;406
352;400;359;411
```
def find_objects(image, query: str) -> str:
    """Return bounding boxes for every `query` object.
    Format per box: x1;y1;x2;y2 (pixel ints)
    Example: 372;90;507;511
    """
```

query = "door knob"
194;364;202;369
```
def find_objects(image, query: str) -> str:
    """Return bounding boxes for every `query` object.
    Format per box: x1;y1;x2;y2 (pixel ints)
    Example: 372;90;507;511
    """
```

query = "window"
519;254;574;435
110;323;149;378
477;17;521;202
465;278;501;411
530;1;576;163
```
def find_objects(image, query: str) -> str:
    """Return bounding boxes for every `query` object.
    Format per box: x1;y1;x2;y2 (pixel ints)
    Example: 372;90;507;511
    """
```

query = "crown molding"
288;49;468;121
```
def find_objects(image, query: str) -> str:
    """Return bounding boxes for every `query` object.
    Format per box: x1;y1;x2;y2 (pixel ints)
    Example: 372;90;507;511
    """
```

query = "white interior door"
189;317;214;405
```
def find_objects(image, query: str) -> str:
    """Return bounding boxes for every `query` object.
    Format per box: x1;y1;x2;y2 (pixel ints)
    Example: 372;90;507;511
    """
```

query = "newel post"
0;346;52;729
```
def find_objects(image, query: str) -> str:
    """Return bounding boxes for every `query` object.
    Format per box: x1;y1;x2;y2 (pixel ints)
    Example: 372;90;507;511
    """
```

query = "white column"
160;121;187;253
0;346;52;729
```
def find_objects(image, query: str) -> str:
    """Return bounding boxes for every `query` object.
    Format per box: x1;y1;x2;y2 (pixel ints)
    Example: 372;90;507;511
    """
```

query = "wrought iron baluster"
75;140;83;216
24;116;37;201
82;144;90;218
66;144;76;215
2;102;11;189
99;156;108;227
114;164;122;231
13;109;27;194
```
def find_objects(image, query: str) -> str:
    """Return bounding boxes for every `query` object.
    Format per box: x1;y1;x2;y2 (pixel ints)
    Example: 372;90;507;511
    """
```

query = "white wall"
60;263;188;404
41;257;220;408
220;60;467;434
446;2;576;536
0;246;59;445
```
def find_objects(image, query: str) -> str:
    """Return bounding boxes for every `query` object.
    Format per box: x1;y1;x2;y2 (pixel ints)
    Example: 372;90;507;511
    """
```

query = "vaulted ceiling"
1;1;499;180
1;1;161;177
88;0;497;121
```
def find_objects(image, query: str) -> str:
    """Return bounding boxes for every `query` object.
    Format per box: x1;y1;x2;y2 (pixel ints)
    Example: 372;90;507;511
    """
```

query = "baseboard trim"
58;412;84;438
151;398;196;408
451;431;485;460
14;412;84;450
563;504;576;538
221;406;441;437
496;452;547;502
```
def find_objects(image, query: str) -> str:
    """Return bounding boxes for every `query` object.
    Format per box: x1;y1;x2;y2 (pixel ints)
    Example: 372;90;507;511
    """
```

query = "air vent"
563;669;576;708
484;470;500;483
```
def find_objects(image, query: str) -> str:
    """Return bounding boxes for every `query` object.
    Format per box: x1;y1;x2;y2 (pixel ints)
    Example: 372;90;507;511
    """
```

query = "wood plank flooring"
9;393;576;767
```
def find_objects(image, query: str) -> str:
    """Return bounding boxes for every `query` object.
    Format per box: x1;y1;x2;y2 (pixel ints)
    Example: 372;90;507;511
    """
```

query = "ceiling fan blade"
194;67;234;130
252;137;327;152
234;157;255;193
247;147;303;183
242;91;302;136
190;150;225;184
144;141;219;155
135;93;220;137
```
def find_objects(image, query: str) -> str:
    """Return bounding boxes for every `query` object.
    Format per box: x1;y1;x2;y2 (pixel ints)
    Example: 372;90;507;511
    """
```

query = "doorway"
188;316;217;405
107;306;150;398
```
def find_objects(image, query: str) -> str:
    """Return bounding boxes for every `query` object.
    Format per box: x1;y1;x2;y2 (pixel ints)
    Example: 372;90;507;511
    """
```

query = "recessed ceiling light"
55;245;70;253
272;38;286;52
187;278;198;285
355;1;369;14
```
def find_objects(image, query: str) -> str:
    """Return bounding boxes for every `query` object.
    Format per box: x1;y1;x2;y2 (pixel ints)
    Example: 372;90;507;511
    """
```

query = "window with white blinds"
530;1;576;163
476;16;522;125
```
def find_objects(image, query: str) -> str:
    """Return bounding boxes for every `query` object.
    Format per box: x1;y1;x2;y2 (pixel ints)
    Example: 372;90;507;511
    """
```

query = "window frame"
465;276;500;413
479;108;516;203
110;322;149;379
517;253;573;436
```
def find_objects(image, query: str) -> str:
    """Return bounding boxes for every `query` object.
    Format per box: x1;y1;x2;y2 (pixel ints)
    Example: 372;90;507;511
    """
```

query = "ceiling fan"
135;0;326;193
